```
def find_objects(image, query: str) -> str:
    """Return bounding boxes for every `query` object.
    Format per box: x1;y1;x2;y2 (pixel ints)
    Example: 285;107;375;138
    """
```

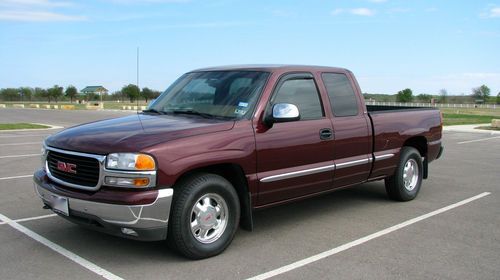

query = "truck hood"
45;114;235;154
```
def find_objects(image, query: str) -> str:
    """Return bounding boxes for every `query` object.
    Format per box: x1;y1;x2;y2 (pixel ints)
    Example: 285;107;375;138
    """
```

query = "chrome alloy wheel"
403;158;419;191
190;193;228;244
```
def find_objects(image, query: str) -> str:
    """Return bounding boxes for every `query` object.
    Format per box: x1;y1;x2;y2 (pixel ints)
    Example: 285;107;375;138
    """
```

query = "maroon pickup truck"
34;65;443;259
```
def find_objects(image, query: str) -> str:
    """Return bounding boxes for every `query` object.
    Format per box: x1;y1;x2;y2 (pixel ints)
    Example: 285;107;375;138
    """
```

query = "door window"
272;77;324;120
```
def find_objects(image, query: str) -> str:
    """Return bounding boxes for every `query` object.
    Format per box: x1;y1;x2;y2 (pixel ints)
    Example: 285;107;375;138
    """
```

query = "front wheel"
385;147;423;201
168;173;240;259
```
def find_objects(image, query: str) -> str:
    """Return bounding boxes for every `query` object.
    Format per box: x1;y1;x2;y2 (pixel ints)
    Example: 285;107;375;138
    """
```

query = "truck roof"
192;64;350;73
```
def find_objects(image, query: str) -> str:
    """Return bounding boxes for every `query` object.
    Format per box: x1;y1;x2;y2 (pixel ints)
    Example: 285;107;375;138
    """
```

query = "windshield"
148;71;270;119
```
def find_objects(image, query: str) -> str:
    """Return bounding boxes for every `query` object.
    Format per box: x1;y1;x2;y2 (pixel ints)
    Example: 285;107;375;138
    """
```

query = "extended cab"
34;65;443;259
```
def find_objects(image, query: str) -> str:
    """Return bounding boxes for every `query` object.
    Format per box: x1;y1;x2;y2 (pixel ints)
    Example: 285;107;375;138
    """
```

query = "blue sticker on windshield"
238;102;248;108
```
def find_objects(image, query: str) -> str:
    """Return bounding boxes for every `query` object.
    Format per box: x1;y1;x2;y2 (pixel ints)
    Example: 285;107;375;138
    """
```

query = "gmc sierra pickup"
34;65;443;259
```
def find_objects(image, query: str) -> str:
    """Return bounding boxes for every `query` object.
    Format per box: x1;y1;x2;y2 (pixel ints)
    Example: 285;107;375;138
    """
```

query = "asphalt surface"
0;108;498;280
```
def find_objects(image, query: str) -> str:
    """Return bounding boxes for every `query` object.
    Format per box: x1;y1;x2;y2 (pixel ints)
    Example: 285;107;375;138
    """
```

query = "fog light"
121;228;138;236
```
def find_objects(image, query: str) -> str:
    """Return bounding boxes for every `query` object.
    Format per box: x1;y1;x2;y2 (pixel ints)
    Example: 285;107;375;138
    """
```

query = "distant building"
80;86;108;102
81;86;108;96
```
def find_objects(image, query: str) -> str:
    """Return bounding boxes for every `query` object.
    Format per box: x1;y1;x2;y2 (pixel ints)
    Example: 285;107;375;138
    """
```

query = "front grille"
47;150;100;187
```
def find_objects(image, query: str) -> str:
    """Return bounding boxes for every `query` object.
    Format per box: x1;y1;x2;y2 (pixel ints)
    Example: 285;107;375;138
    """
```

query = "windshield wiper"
142;108;166;115
170;109;217;119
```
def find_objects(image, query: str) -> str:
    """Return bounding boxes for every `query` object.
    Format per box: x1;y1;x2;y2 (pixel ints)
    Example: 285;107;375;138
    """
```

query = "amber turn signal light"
135;154;155;170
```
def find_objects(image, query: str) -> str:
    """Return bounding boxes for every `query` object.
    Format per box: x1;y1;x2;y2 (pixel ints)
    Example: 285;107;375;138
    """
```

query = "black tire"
168;173;240;259
385;147;423;201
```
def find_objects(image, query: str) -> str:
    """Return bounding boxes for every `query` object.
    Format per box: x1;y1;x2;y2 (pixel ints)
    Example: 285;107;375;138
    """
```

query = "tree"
65;85;78;103
472;85;490;103
396;88;413;102
34;87;47;101
48;85;63;103
110;91;125;102
0;88;20;101
439;88;448;103
20;87;33;101
417;94;433;103
122;84;140;103
141;87;161;103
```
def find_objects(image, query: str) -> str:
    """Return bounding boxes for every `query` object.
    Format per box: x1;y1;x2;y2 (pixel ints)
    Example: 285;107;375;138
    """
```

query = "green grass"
440;108;500;117
0;123;50;130
442;113;498;126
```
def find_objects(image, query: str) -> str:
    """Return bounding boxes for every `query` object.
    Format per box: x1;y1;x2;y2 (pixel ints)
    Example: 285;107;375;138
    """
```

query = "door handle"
319;128;333;140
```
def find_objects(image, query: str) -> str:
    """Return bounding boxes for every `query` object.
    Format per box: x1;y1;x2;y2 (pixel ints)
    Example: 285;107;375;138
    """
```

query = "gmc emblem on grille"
57;161;77;174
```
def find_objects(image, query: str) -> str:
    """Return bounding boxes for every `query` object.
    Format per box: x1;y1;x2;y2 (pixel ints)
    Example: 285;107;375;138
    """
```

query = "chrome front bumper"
34;181;174;241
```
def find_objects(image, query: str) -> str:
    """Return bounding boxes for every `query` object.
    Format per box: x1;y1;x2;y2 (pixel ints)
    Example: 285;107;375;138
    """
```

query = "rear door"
321;72;373;187
255;73;335;205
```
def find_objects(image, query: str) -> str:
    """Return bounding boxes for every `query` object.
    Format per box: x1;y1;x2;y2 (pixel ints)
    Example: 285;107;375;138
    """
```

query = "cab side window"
272;78;324;120
322;73;359;117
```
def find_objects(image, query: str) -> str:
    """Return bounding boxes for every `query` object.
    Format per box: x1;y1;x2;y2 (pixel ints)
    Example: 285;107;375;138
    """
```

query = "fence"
365;101;498;109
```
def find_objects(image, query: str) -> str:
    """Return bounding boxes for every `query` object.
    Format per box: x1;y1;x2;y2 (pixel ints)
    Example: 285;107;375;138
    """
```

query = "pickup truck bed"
366;105;442;180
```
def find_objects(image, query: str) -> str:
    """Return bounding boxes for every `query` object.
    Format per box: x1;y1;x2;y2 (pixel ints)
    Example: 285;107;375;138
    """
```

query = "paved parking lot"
0;108;499;280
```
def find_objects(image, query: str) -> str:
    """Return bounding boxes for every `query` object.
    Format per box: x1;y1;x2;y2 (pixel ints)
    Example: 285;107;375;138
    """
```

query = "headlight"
106;153;156;171
41;144;48;169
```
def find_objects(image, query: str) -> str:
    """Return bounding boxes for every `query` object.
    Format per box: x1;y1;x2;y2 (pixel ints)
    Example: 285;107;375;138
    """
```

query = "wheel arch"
403;136;427;157
402;136;428;179
174;163;253;231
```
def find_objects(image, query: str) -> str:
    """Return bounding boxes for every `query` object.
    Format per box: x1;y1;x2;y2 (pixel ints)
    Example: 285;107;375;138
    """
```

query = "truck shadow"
32;181;391;268
251;181;389;232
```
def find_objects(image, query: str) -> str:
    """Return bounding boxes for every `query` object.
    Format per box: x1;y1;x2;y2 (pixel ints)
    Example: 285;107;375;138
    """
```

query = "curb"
443;124;500;135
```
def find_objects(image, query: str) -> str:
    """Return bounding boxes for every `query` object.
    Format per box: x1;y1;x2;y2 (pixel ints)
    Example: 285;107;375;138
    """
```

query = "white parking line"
246;192;491;280
0;213;56;225
0;134;51;138
0;213;125;280
0;174;33;180
0;142;40;146
0;153;41;159
457;136;500;145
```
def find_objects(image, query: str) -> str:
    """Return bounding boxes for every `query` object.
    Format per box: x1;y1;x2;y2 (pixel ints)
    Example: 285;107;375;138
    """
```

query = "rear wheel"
168;173;240;259
385;147;423;201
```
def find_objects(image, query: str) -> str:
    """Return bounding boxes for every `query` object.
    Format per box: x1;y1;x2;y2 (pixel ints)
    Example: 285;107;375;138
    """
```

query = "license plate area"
50;194;69;216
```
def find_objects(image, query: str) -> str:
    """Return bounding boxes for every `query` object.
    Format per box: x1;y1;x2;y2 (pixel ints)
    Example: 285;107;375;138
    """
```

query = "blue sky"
1;0;499;96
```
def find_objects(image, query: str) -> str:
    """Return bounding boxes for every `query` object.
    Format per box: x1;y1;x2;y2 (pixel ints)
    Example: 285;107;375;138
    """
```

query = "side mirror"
264;103;300;127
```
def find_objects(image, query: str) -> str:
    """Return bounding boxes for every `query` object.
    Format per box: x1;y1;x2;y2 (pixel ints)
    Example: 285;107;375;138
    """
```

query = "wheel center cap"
199;207;217;228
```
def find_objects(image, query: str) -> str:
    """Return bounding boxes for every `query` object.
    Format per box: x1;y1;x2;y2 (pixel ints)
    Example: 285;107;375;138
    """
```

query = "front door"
255;73;335;206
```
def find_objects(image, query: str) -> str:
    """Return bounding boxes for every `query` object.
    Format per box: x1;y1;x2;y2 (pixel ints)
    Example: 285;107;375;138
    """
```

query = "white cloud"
486;7;500;18
0;11;86;22
0;10;85;21
0;0;72;7
480;6;500;18
0;0;85;22
331;8;376;16
350;8;375;16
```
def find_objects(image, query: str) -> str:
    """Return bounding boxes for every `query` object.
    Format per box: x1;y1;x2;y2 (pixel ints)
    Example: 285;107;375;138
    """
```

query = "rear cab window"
321;73;359;117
